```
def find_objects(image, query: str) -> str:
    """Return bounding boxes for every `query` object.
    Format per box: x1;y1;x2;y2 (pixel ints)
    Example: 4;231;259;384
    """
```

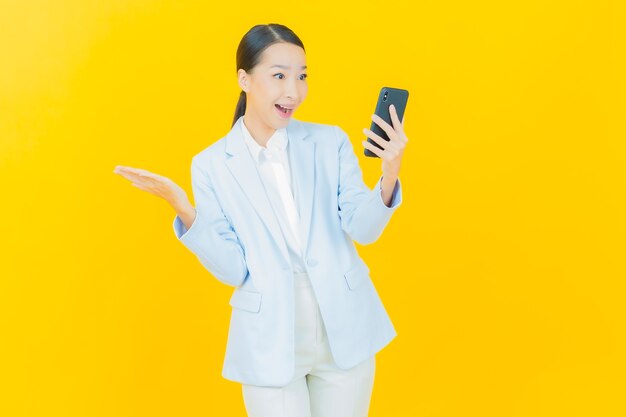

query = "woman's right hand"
113;165;193;215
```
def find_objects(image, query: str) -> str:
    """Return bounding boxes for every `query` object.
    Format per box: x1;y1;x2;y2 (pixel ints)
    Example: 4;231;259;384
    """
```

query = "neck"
243;112;275;148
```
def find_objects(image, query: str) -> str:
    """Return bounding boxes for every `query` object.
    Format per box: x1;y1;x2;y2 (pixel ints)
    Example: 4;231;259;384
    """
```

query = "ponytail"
232;90;247;127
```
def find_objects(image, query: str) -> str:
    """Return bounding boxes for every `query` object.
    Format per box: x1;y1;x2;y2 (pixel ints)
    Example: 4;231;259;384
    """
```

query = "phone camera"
383;90;388;102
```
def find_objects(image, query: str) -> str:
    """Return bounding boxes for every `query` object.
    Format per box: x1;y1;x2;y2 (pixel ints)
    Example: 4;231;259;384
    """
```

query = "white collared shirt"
241;119;307;273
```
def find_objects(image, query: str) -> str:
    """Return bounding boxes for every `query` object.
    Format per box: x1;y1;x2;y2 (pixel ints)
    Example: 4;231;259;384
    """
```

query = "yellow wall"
1;1;625;415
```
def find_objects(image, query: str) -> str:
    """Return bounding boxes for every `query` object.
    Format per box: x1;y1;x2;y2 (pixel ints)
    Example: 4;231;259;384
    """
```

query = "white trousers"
241;271;376;417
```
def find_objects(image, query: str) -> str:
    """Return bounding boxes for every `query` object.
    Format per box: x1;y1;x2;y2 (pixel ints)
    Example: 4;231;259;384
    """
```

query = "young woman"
114;23;408;417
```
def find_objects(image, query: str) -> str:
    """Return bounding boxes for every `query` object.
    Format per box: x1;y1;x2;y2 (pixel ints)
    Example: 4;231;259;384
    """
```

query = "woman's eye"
299;74;308;81
273;73;285;79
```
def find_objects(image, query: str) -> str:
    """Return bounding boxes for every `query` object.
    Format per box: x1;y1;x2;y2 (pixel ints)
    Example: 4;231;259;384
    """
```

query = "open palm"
113;165;189;209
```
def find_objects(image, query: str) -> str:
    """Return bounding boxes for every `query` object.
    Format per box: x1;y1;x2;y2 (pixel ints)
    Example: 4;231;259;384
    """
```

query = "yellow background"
1;0;625;416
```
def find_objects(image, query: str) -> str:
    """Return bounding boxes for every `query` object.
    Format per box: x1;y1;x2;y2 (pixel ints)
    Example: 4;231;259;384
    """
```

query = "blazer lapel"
224;117;288;262
286;118;314;256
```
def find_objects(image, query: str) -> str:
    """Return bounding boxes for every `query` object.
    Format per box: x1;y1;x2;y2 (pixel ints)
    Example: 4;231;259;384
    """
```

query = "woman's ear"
238;69;250;93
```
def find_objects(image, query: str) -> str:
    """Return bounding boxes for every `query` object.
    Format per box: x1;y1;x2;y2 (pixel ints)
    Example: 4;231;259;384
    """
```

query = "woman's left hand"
361;104;408;180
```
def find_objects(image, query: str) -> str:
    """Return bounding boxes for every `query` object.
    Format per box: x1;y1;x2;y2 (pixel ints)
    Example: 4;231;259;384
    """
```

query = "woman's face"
238;42;308;131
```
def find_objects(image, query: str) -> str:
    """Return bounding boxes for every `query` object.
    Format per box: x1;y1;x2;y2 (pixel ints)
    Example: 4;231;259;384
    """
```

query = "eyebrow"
270;65;307;70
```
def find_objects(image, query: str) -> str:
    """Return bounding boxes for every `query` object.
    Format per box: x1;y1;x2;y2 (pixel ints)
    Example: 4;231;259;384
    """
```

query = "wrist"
381;174;398;188
172;200;194;217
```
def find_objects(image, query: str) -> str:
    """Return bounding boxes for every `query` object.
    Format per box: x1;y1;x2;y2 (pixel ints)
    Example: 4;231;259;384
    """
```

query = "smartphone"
364;87;409;158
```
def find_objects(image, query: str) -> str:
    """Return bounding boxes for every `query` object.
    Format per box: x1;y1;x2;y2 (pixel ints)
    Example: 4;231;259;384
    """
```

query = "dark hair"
232;24;306;127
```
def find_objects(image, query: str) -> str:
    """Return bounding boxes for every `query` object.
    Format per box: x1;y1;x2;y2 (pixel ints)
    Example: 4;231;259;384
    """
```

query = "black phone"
364;86;409;158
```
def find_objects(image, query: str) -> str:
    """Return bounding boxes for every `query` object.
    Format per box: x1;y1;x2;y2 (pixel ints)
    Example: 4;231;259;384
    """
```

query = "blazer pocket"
229;289;262;313
344;262;371;291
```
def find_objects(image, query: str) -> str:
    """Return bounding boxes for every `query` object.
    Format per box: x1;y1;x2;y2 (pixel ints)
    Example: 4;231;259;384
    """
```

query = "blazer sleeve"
335;125;403;245
172;155;248;287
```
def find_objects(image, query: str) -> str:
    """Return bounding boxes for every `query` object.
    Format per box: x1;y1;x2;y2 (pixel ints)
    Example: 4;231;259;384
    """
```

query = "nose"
284;78;300;102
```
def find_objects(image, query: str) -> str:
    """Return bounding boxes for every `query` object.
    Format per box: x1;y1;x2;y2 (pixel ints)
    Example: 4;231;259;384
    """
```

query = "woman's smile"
275;103;294;118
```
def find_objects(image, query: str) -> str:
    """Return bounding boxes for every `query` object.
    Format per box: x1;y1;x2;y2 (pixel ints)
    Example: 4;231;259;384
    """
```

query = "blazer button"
307;258;318;267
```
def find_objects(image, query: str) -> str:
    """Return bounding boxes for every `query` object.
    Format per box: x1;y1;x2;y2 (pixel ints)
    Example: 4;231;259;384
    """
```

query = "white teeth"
276;104;292;114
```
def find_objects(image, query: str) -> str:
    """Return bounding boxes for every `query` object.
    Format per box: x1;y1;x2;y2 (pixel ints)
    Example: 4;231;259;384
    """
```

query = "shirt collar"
241;119;288;164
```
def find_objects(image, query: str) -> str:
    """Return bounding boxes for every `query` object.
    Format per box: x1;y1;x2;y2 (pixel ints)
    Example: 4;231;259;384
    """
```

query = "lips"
275;104;294;118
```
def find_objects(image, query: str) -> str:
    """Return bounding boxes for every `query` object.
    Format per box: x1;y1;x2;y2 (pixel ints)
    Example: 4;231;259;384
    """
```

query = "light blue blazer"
173;115;403;387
